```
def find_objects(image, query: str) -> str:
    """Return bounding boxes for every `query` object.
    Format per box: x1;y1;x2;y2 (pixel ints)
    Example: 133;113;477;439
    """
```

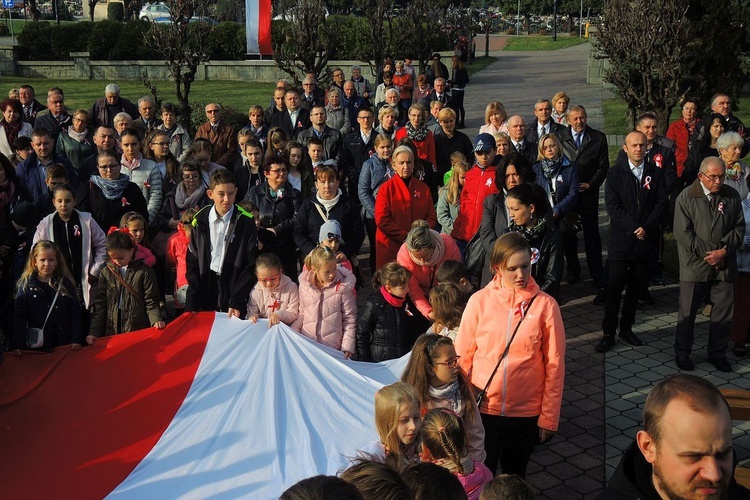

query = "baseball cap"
319;219;345;244
473;133;496;152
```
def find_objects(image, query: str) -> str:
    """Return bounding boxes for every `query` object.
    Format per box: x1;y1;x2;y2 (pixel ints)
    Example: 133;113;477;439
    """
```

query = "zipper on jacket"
315;287;324;343
501;311;513;415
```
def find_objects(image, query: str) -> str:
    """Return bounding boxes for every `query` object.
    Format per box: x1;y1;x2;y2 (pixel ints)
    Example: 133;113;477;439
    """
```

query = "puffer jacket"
739;199;750;273
356;290;412;362
247;274;300;326
358;154;393;219
12;275;82;350
455;275;565;431
121;157;163;225
452;163;499;242
293;266;357;354
436;186;460;235
89;260;162;337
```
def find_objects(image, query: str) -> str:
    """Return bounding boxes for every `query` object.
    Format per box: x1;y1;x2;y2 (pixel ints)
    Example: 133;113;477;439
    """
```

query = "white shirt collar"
209;204;234;224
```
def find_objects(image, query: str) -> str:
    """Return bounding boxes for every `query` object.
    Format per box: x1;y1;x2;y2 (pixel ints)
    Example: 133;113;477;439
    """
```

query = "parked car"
139;2;170;21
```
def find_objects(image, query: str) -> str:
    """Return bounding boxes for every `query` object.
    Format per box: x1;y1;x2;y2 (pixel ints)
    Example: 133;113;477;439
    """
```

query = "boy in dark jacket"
186;169;258;318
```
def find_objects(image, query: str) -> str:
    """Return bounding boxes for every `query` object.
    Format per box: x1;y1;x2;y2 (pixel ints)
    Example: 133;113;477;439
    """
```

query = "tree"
595;0;750;133
353;0;397;75
272;0;337;86
145;0;213;132
394;0;450;73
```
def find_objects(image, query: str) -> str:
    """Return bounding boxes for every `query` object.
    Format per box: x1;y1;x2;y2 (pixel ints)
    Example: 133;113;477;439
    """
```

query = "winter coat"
55;129;95;176
16;153;76;200
434;130;474;182
91;96;137;129
436;186;460;235
356;291;413;362
374;175;437;270
532;157;580;219
455;276;565;431
396;233;461;319
394;127;437;168
12;275;82;350
194;121;238;168
156;185;211;232
185;204;259;314
605;159;670;263
247;273;300;326
33;210;108;308
167;224;190;289
75;178;148;231
293;193;365;259
452;163;499;242
157;123;192;163
296;126;343;162
738;199;750;273
478;192;509;286
325;105;350;136
455;461;494;500
508;222;563;299
121;157;163;225
293;266;357;354
674;180;745;282
358;154;393;219
89;260;162;337
666;118;696;177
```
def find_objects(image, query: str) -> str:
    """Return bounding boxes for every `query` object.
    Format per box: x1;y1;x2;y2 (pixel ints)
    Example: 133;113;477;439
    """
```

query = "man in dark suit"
337;107;376;204
194;103;237;168
298;75;326;111
417;78;454;112
525;99;562;144
270;89;311;140
34;90;72;142
132;96;163;139
19;85;46;126
596;131;669;353
556;104;609;286
507;115;537;166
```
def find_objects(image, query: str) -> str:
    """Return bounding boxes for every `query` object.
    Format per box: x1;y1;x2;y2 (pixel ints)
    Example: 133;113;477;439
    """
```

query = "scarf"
2;119;22;147
428;380;463;414
68;128;88;144
540;157;563;180
316;189;341;213
551;109;567;125
684;117;698;136
406;120;428;142
90;174;131;200
121;155;141;170
510;217;547;242
174;181;206;210
380;286;405;307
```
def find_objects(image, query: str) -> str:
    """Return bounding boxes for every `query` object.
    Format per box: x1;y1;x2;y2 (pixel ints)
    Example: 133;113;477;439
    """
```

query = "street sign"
2;0;13;8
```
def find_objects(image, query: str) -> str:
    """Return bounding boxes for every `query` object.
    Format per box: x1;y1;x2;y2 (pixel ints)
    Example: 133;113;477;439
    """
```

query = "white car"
139;2;170;22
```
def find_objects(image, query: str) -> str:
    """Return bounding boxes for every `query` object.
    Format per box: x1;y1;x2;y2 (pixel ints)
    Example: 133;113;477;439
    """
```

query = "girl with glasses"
401;333;486;464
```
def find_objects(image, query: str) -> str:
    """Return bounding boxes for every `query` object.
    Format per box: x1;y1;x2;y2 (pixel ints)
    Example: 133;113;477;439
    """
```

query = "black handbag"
474;295;538;408
464;232;486;285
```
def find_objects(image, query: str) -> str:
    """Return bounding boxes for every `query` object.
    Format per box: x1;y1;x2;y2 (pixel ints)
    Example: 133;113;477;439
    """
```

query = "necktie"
709;193;718;211
24;106;30;121
575;133;582;148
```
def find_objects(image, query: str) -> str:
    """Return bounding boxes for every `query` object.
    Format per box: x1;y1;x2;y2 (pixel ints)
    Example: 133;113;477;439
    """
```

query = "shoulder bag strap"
313;202;328;222
475;294;538;408
107;264;145;304
41;281;62;330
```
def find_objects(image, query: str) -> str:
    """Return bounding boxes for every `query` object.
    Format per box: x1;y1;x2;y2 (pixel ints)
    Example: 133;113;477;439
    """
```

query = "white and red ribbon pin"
121;197;130;207
718;202;724;214
654;154;663;168
643;176;652;190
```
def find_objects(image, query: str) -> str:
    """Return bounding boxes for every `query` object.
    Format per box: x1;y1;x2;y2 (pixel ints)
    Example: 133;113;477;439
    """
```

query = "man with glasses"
298;76;325;110
673;156;745;372
195;103;237;168
338;108;376;204
34;90;71;142
297;106;343;161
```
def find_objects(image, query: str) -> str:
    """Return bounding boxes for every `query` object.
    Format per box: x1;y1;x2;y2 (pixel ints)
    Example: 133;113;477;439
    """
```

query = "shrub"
108;2;124;22
189;100;247;134
206;21;245;60
17;21;90;60
112;20;155;60
88;21;123;59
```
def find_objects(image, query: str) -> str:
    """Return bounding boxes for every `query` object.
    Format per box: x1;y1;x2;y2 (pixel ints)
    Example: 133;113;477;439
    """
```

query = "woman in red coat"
395;104;437;168
374;145;437;270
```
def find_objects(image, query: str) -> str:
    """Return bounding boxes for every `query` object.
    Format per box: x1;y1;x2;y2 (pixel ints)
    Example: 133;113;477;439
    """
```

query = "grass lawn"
503;36;587;51
0;77;276;113
602;91;750;135
466;56;497;76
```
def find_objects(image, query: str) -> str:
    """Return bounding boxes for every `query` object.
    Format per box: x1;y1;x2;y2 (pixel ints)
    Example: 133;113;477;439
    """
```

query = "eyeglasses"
269;168;287;175
357;115;373;120
183;174;200;181
257;275;280;283
206;109;220;114
683;106;697;111
151;141;169;147
434;356;461;368
98;163;119;170
700;172;726;182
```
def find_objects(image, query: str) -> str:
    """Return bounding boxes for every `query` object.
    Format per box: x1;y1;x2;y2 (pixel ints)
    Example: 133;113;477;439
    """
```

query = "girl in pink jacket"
293;246;357;358
420;408;493;500
248;253;299;327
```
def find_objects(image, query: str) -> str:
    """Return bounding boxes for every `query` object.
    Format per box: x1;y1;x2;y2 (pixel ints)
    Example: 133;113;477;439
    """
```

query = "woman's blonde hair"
552;91;570;107
444;160;468;206
537;133;563;161
420;409;467;474
17;240;77;299
304;245;336;271
373;133;393;149
484;101;507;125
429;283;466;331
374;382;421;470
405;220;436;252
490;232;532;270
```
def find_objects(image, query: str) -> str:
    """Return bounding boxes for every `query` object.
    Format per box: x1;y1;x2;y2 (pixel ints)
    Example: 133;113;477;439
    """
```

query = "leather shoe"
708;358;733;373
595;336;616;353
675;356;694;371
592;289;607;306
619;329;643;347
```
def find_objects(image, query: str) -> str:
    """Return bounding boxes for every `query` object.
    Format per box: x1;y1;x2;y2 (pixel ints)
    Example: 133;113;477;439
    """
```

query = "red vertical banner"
246;0;273;56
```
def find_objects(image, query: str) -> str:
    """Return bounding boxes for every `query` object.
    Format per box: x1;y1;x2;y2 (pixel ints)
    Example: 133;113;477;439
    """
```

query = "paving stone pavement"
359;41;750;498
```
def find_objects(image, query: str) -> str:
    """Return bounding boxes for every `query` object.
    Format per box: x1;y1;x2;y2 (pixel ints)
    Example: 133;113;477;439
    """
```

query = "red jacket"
167;224;190;289
451;164;499;241
666;118;697;177
374;175;437;270
395;127;437;168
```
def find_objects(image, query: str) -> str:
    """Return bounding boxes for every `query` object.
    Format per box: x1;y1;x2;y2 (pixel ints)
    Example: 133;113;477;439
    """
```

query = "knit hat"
319;219;345;244
11;201;37;229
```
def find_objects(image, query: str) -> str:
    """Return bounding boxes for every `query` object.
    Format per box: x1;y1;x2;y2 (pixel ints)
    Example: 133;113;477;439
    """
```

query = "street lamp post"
516;0;520;37
553;0;557;41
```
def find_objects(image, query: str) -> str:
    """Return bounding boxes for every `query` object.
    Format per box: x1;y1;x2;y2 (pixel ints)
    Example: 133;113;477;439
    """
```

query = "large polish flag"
0;313;408;498
246;0;273;56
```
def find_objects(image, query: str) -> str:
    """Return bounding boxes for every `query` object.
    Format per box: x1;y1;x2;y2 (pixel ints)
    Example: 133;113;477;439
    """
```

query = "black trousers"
561;202;603;285
364;217;377;273
481;413;540;478
602;260;648;335
676;280;733;360
451;89;466;126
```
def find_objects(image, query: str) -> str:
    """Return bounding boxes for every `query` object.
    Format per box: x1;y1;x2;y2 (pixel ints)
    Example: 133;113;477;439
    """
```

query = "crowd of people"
1;60;749;498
